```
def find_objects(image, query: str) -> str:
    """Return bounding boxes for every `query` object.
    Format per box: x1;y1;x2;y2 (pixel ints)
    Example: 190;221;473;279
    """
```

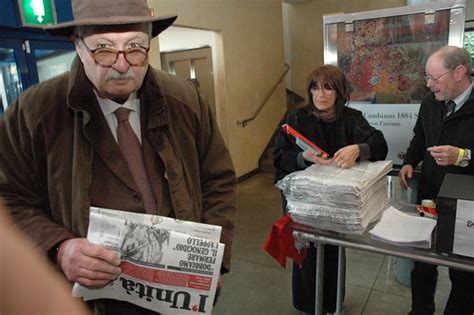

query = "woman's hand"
302;150;332;165
333;144;360;169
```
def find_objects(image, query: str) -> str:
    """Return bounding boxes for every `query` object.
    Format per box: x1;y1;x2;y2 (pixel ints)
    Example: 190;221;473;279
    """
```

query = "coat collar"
441;88;474;120
66;57;169;131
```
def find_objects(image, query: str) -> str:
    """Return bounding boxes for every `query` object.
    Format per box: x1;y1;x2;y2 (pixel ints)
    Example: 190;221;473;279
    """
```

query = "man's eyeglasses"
80;39;149;67
424;70;451;84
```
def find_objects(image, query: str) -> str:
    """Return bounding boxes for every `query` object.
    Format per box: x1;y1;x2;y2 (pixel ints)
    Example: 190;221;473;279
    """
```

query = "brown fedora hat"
44;0;177;38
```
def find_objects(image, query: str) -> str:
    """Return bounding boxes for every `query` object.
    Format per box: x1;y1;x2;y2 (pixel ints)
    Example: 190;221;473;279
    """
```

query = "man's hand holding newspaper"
58;238;122;288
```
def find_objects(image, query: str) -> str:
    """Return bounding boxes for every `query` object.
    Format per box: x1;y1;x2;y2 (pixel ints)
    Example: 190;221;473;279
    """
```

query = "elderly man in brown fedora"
0;0;237;314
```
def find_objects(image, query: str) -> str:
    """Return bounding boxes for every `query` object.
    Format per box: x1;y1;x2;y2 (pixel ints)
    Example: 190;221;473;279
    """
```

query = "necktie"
445;100;455;117
114;108;157;214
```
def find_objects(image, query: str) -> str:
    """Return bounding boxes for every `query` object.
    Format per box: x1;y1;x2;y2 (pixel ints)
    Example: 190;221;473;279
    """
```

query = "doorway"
160;46;215;111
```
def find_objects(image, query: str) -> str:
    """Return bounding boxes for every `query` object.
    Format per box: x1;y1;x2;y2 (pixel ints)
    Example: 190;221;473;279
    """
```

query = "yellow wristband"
455;148;465;166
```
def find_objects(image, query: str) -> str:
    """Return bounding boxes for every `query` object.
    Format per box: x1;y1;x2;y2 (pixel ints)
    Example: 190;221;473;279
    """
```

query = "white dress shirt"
95;92;142;144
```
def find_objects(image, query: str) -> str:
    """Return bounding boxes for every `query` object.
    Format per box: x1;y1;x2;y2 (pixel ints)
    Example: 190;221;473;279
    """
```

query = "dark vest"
88;105;173;217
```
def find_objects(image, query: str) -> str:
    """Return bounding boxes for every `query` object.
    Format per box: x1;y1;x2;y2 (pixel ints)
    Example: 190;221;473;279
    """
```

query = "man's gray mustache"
106;69;135;81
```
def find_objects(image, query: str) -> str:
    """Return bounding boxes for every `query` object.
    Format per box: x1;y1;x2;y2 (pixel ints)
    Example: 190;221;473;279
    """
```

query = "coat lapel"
67;60;138;192
85;104;139;192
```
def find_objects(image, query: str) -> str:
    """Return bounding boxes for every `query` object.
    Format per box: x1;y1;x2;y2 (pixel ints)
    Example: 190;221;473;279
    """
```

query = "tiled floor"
213;172;450;315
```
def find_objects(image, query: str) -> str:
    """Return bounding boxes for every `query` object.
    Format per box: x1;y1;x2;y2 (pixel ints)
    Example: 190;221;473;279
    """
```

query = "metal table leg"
334;247;346;315
315;242;325;315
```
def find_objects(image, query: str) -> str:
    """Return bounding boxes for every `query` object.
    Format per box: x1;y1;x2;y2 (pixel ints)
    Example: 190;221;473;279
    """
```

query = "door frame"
0;38;31;89
161;46;216;111
0;29;74;90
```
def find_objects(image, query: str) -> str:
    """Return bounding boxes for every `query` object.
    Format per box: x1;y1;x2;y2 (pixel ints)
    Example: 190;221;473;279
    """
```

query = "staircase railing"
236;63;290;127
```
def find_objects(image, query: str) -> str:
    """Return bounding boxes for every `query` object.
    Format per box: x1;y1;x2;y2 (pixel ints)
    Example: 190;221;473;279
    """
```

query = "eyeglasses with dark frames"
424;70;452;84
80;38;150;67
310;82;335;95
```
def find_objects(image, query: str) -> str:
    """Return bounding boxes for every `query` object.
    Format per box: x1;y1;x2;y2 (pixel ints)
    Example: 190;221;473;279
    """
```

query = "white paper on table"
369;206;436;248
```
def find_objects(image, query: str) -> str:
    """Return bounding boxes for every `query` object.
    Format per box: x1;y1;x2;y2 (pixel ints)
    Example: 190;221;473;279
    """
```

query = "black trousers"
292;244;344;313
411;261;474;315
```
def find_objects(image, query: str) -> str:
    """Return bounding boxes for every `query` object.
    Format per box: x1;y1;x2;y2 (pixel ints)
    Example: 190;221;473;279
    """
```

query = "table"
291;221;474;315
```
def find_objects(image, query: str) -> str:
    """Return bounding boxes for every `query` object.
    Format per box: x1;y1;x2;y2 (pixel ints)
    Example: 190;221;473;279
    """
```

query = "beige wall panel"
467;0;474;20
149;0;287;177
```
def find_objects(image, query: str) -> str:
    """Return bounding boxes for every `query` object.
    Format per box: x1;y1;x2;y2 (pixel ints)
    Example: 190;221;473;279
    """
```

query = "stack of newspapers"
276;160;392;234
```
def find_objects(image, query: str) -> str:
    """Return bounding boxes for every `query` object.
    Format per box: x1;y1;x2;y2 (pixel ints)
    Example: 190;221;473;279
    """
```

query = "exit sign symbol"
20;0;56;26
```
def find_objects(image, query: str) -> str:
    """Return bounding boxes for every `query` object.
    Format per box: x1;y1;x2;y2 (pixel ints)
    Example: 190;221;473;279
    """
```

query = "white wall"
159;26;215;52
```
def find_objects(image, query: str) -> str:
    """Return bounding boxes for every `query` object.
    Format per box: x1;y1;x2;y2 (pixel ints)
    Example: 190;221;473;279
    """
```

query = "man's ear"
454;64;468;81
71;35;84;61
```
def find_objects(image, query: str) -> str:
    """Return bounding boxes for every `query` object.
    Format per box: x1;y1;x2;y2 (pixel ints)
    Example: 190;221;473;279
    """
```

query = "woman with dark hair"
273;65;388;314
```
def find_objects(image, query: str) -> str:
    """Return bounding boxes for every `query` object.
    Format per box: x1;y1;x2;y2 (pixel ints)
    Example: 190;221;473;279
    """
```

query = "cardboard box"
435;173;474;258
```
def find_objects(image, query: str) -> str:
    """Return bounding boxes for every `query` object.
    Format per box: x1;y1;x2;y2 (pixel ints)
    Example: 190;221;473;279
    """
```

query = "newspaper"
276;161;392;234
72;207;225;314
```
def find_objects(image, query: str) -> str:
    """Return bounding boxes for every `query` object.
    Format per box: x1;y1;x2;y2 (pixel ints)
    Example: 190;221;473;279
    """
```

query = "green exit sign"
19;0;56;26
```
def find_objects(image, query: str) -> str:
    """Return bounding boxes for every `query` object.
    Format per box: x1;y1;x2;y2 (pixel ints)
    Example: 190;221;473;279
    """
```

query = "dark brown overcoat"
0;59;237;275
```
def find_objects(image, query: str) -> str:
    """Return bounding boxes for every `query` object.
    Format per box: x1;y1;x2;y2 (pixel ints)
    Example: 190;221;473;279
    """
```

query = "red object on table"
281;124;329;158
263;214;307;268
416;205;437;218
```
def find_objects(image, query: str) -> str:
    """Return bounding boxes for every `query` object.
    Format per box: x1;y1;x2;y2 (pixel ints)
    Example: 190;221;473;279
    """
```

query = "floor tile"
363;289;411;314
433;266;450;315
372;258;450;314
213;257;297;315
233;176;286;268
341;284;371;315
232;224;291;269
373;256;412;297
346;249;385;288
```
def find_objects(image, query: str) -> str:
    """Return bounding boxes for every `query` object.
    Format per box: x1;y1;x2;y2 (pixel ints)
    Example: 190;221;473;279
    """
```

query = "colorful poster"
336;10;450;104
